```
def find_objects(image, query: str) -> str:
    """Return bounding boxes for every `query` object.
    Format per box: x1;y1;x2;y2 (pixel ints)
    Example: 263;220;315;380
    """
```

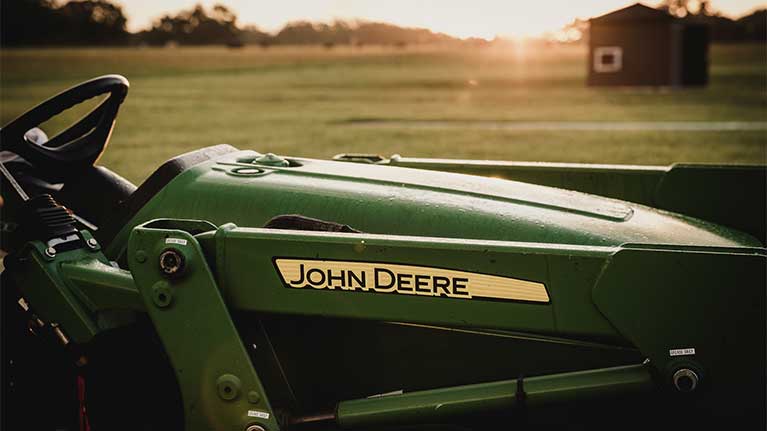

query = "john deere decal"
273;259;549;303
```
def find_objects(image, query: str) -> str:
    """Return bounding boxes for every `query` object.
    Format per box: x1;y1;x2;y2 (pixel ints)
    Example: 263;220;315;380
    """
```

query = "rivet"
151;282;173;308
216;374;242;401
247;390;261;404
135;250;147;263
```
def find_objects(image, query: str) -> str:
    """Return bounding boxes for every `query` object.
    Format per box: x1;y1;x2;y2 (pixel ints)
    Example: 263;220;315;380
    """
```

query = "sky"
117;0;767;39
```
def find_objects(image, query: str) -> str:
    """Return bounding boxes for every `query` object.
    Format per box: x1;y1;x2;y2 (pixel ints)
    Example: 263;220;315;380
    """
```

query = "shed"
588;3;708;87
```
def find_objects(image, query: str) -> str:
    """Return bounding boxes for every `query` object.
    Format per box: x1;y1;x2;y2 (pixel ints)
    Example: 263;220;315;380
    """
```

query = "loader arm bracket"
127;220;281;431
592;246;766;418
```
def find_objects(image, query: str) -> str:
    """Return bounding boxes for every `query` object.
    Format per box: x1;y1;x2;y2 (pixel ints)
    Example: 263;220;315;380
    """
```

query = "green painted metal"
654;164;766;243
262;318;643;412
61;259;143;312
336;363;654;428
203;225;622;338
105;151;760;262
6;240;105;343
592;245;767;416
5;234;147;342
5;147;765;428
339;155;766;243
127;220;280;431
351;155;669;204
8;215;765;427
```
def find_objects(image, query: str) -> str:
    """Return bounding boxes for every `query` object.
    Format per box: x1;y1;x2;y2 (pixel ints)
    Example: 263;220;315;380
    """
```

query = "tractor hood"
107;149;760;257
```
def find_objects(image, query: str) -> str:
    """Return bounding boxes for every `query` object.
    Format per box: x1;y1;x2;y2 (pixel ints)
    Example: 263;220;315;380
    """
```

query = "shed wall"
588;22;673;86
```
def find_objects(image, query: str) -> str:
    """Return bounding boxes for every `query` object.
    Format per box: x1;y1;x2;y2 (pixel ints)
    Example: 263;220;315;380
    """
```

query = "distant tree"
57;1;129;45
664;2;764;43
557;18;589;43
1;0;57;46
240;24;270;45
684;7;766;42
350;21;454;46
211;4;236;24
1;0;128;46
658;0;691;17
697;1;715;16
140;3;241;46
269;19;457;46
737;9;766;41
274;21;319;44
658;0;717;17
329;20;353;44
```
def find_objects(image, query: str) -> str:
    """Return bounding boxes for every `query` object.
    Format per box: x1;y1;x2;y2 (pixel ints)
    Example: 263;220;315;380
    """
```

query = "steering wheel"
0;75;129;180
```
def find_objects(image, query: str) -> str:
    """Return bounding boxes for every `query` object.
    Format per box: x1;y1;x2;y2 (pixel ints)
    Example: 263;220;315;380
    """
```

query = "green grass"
1;44;765;184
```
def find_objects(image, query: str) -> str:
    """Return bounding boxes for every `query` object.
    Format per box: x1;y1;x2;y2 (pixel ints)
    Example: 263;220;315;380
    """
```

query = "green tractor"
1;76;765;430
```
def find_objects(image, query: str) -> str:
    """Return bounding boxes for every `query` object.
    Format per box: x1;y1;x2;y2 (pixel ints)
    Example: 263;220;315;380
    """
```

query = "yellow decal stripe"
274;259;549;303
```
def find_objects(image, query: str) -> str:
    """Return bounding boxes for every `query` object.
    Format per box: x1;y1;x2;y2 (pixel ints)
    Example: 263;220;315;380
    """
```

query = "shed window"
594;46;623;73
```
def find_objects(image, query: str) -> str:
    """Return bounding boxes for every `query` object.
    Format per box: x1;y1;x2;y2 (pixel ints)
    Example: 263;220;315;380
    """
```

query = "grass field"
1;44;765;184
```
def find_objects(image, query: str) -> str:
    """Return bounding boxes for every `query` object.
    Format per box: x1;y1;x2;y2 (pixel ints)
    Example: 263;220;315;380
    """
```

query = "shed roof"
590;3;674;23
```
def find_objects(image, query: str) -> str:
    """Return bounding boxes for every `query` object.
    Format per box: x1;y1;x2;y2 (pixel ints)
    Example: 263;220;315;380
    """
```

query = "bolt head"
135;250;147;263
44;247;56;258
87;238;99;249
673;368;699;393
159;248;185;278
151;282;173;308
216;374;242;401
255;153;289;167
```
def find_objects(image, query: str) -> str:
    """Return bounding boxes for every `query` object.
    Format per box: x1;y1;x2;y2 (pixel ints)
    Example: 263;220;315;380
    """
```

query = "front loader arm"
6;218;765;429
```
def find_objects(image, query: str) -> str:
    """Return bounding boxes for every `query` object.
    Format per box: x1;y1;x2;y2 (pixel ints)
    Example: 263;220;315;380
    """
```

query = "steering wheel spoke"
43;101;106;148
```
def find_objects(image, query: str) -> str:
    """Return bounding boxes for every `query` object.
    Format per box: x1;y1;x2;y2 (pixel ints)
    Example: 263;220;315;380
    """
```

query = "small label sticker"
165;238;188;246
247;410;270;419
669;348;696;357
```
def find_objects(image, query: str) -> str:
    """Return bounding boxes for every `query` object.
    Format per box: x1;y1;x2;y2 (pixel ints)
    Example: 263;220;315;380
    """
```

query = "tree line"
1;0;459;47
2;0;764;47
2;0;129;46
658;0;765;42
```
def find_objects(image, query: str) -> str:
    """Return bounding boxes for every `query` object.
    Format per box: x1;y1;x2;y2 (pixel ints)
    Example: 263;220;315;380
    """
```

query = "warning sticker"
247;410;270;419
669;348;696;357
